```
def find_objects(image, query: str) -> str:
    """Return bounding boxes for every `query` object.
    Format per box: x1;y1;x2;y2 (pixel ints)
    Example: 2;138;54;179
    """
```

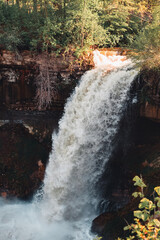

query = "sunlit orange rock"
1;192;7;198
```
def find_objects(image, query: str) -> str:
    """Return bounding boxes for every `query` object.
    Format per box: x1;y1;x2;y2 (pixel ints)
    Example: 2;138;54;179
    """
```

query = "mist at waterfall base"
0;51;138;240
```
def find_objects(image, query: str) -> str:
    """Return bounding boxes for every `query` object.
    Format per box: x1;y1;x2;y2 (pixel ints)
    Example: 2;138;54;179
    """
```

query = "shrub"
118;176;160;240
131;5;160;69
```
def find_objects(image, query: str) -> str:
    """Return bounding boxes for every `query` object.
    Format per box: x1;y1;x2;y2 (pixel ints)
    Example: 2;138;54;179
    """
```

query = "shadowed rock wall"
0;51;93;110
139;68;160;121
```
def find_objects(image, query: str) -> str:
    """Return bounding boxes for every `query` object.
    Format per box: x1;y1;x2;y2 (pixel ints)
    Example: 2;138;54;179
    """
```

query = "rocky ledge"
0;50;94;111
0;49;127;111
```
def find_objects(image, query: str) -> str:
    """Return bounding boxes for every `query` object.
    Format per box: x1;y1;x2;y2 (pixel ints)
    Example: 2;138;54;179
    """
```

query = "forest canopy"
0;0;159;55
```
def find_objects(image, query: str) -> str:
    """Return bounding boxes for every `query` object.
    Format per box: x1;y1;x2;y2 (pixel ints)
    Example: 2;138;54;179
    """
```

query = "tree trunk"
81;0;86;47
33;0;37;12
16;0;20;7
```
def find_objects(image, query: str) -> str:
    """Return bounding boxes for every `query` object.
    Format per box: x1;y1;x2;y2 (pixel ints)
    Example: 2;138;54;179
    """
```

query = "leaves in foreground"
118;176;160;240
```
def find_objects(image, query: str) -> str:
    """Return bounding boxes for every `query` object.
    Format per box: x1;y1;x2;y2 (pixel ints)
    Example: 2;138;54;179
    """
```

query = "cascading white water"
0;51;138;240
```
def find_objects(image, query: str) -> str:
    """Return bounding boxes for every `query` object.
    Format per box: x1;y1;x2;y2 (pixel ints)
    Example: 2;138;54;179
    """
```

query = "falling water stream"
0;51;138;240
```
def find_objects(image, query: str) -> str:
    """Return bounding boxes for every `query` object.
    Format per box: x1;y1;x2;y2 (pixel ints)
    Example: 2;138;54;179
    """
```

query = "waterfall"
0;51;138;240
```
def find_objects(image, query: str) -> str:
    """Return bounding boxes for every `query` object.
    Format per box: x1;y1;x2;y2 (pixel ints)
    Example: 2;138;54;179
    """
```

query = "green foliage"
94;237;102;240
0;0;159;54
0;27;22;51
99;0;142;47
0;2;42;51
131;5;160;68
118;176;160;240
133;175;147;188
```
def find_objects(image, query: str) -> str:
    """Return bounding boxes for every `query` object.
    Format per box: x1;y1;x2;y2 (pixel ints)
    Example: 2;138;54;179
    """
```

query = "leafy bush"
0;3;41;51
0;27;22;51
0;0;155;53
99;0;146;47
118;176;160;240
131;5;160;69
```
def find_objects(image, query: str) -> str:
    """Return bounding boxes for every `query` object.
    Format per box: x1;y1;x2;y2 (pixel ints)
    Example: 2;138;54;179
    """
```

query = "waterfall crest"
0;51;138;240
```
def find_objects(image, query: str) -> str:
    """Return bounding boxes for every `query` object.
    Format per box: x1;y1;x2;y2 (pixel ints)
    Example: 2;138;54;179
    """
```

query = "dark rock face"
0;51;93;111
0;123;46;199
138;68;160;121
92;117;160;239
91;68;160;239
91;65;160;238
0;66;36;109
0;111;60;199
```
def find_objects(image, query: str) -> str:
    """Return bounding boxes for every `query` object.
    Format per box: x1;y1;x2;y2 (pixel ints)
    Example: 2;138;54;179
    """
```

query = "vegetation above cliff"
0;0;159;58
131;5;160;69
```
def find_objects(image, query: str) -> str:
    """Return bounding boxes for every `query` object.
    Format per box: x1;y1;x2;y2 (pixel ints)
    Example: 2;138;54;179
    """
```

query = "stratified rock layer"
0;51;93;110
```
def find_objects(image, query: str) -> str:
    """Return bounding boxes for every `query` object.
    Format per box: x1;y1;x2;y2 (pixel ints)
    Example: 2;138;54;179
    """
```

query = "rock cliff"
0;50;93;110
139;68;160;121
